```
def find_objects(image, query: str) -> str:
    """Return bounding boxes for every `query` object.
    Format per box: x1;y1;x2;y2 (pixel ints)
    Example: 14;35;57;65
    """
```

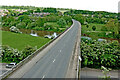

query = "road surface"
9;20;81;78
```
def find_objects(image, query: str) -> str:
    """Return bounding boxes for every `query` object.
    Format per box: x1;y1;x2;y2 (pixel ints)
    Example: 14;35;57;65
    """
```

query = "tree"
101;26;108;31
22;11;30;15
44;24;54;30
7;16;15;23
45;15;60;22
57;18;67;28
23;19;32;25
42;8;57;13
35;8;41;13
22;45;36;58
18;15;29;22
27;22;36;29
10;21;17;26
62;15;72;24
92;26;96;31
86;25;89;28
73;14;85;25
16;22;26;28
106;19;118;35
36;18;45;27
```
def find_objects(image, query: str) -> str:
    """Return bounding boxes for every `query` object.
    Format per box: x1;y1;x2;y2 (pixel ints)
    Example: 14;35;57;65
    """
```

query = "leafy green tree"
16;22;26;28
45;15;60;22
42;8;57;13
7;16;15;23
92;26;96;31
106;19;118;35
44;24;54;30
33;26;44;31
57;18;67;28
10;21;17;26
2;16;15;27
101;26;108;31
18;15;29;22
27;22;36;29
23;11;30;15
23;19;32;25
2;45;36;63
35;8;41;13
86;25;89;28
73;14;85;25
36;18;45;27
28;10;33;14
62;15;72;24
22;45;36;58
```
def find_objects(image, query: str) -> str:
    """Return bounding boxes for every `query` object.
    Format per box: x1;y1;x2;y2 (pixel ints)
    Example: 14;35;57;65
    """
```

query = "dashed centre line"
60;50;61;52
53;59;56;63
41;75;45;80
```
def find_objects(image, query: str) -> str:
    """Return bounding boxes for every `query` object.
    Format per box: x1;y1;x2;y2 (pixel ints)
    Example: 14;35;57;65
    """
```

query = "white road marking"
53;59;56;63
41;75;45;80
60;50;61;52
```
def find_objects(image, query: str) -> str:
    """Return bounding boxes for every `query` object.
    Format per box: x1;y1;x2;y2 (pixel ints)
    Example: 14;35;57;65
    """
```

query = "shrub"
81;39;120;69
57;18;67;28
1;45;37;63
86;25;89;28
92;26;96;31
101;26;108;31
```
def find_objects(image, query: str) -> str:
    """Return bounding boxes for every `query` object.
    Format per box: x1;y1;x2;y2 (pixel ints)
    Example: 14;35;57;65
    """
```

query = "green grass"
81;23;110;39
2;31;51;50
45;22;59;27
45;22;71;32
82;23;104;32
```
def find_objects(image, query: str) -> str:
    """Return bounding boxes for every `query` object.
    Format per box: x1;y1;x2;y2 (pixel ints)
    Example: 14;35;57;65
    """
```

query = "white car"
6;63;16;68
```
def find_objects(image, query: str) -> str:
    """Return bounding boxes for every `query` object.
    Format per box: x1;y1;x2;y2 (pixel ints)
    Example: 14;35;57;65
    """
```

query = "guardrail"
76;21;82;79
1;22;73;80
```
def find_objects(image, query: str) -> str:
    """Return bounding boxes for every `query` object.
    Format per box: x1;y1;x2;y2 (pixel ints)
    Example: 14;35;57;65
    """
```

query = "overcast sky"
0;0;119;13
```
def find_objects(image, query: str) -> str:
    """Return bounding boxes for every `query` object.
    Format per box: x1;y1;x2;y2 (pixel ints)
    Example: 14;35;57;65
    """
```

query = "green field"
45;22;70;31
81;23;111;39
2;31;51;50
82;23;104;32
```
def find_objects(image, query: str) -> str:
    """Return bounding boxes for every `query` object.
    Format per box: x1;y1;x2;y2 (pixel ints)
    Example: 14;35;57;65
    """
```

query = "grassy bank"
81;23;114;39
82;23;104;32
2;31;50;50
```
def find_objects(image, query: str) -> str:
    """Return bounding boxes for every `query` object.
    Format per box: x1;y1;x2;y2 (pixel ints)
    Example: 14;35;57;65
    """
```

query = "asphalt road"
22;20;80;78
19;20;80;78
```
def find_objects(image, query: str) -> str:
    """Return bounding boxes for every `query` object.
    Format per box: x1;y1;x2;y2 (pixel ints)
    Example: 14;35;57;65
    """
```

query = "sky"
0;0;119;13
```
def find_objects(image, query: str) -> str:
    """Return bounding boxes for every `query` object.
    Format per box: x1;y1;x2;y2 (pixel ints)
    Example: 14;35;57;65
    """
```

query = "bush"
81;39;120;69
86;25;89;28
16;22;26;29
57;18;67;28
1;45;37;63
26;22;36;29
33;26;44;31
101;26;108;31
92;26;96;31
